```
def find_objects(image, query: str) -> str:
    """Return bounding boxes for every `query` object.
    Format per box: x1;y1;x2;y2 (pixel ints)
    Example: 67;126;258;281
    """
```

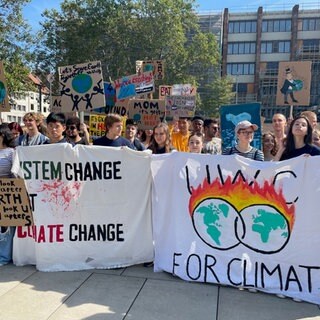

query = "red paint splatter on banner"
36;179;83;214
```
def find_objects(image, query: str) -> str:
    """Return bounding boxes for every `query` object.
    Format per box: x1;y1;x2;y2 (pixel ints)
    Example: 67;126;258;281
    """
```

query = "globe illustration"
0;81;6;103
72;74;93;93
192;198;242;250
237;204;289;253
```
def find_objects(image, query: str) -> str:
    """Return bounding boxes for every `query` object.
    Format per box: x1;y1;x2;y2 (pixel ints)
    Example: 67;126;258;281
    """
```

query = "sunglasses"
66;125;77;130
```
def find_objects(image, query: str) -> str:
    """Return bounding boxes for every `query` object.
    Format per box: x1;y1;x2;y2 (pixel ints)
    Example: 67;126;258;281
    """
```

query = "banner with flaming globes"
151;152;320;305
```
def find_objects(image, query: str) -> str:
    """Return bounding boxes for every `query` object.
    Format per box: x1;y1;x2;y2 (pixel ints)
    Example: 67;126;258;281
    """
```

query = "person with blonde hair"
312;129;320;148
93;113;134;148
18;112;49;146
300;110;317;129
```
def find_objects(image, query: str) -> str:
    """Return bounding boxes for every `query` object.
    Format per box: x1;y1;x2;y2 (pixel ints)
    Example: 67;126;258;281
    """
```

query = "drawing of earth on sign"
72;74;93;93
189;177;295;254
0;81;6;103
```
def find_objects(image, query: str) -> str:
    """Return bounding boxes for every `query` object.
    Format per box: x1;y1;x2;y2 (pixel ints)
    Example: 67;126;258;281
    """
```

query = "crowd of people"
0;110;320;267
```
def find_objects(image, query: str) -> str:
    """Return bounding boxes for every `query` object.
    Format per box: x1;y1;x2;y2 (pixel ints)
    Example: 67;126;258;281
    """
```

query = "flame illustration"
189;176;295;230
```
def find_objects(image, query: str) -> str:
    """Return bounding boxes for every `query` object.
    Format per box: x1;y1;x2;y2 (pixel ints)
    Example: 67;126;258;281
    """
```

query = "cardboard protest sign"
136;60;164;80
165;95;196;118
276;61;312;106
220;102;261;150
159;85;172;100
51;95;62;113
0;61;10;112
172;84;197;96
105;98;129;117
114;72;154;100
89;114;106;139
128;99;165;129
59;61;105;112
0;178;33;226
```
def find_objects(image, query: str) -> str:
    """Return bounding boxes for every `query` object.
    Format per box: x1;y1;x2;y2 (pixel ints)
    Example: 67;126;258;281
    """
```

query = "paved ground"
0;263;319;320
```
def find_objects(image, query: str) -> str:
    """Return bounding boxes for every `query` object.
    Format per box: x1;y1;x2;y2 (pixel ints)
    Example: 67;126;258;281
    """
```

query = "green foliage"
0;0;35;93
35;0;232;110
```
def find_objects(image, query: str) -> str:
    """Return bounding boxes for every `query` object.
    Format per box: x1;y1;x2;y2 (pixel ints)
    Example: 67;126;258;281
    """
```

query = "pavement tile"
0;264;36;296
49;273;145;320
218;286;320;320
122;264;182;282
91;267;125;276
126;278;218;320
0;270;91;320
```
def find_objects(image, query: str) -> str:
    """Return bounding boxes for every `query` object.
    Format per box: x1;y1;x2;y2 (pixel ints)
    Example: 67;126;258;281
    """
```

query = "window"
302;18;320;31
31;104;34;111
227;63;255;75
261;41;290;53
262;19;291;32
229;21;257;33
227;42;256;54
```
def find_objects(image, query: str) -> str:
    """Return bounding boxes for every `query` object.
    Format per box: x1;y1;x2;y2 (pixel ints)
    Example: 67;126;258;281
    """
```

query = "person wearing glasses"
222;120;264;161
202;118;221;155
18;112;49;146
65;116;89;145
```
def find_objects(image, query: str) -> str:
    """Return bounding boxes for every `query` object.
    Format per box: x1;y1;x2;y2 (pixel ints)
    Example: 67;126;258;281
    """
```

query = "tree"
35;0;232;113
0;0;35;93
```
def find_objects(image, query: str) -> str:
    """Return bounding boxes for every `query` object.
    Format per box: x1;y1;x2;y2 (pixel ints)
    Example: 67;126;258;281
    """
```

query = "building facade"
2;74;50;125
220;4;320;120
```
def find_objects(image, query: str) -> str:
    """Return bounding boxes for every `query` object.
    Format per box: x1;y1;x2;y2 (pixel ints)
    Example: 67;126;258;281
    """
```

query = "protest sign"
159;85;172;100
12;145;153;271
114;72;154;100
136;60;164;80
89;114;106;138
0;178;33;226
128;99;165;129
172;84;197;96
0;61;10;112
220;102;261;150
165;95;196;118
59;61;105;112
151;152;320;305
276;61;312;107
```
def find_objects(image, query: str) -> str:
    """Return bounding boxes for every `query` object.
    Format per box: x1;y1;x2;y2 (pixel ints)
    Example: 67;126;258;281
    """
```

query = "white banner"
151;152;320;304
12;145;153;271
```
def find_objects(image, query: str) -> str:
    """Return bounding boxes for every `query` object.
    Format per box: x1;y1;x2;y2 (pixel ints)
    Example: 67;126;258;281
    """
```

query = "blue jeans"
0;227;15;265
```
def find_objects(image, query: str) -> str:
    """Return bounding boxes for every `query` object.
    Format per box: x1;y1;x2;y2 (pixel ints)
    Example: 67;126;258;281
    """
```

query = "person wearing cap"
222;120;264;161
191;116;204;134
171;117;190;152
125;119;145;151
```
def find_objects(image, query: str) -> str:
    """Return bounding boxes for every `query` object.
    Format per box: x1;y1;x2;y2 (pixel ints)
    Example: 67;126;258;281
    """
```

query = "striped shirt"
222;146;264;161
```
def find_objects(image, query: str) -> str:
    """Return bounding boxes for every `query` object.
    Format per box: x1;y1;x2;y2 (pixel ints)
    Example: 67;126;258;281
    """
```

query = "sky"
23;0;311;32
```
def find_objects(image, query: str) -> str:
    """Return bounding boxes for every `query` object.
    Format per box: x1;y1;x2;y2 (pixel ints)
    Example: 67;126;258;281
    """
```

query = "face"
188;135;203;153
272;114;286;132
312;131;320;147
65;124;79;138
145;129;153;137
206;123;219;138
108;121;123;137
178;119;189;134
11;129;20;139
47;122;65;142
192;120;204;133
292;118;308;137
263;134;275;152
23;117;38;132
237;128;254;143
125;125;137;140
154;127;167;147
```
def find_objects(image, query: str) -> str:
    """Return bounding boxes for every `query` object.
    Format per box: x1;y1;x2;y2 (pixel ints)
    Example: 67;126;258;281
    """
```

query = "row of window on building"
228;18;320;33
227;41;290;55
